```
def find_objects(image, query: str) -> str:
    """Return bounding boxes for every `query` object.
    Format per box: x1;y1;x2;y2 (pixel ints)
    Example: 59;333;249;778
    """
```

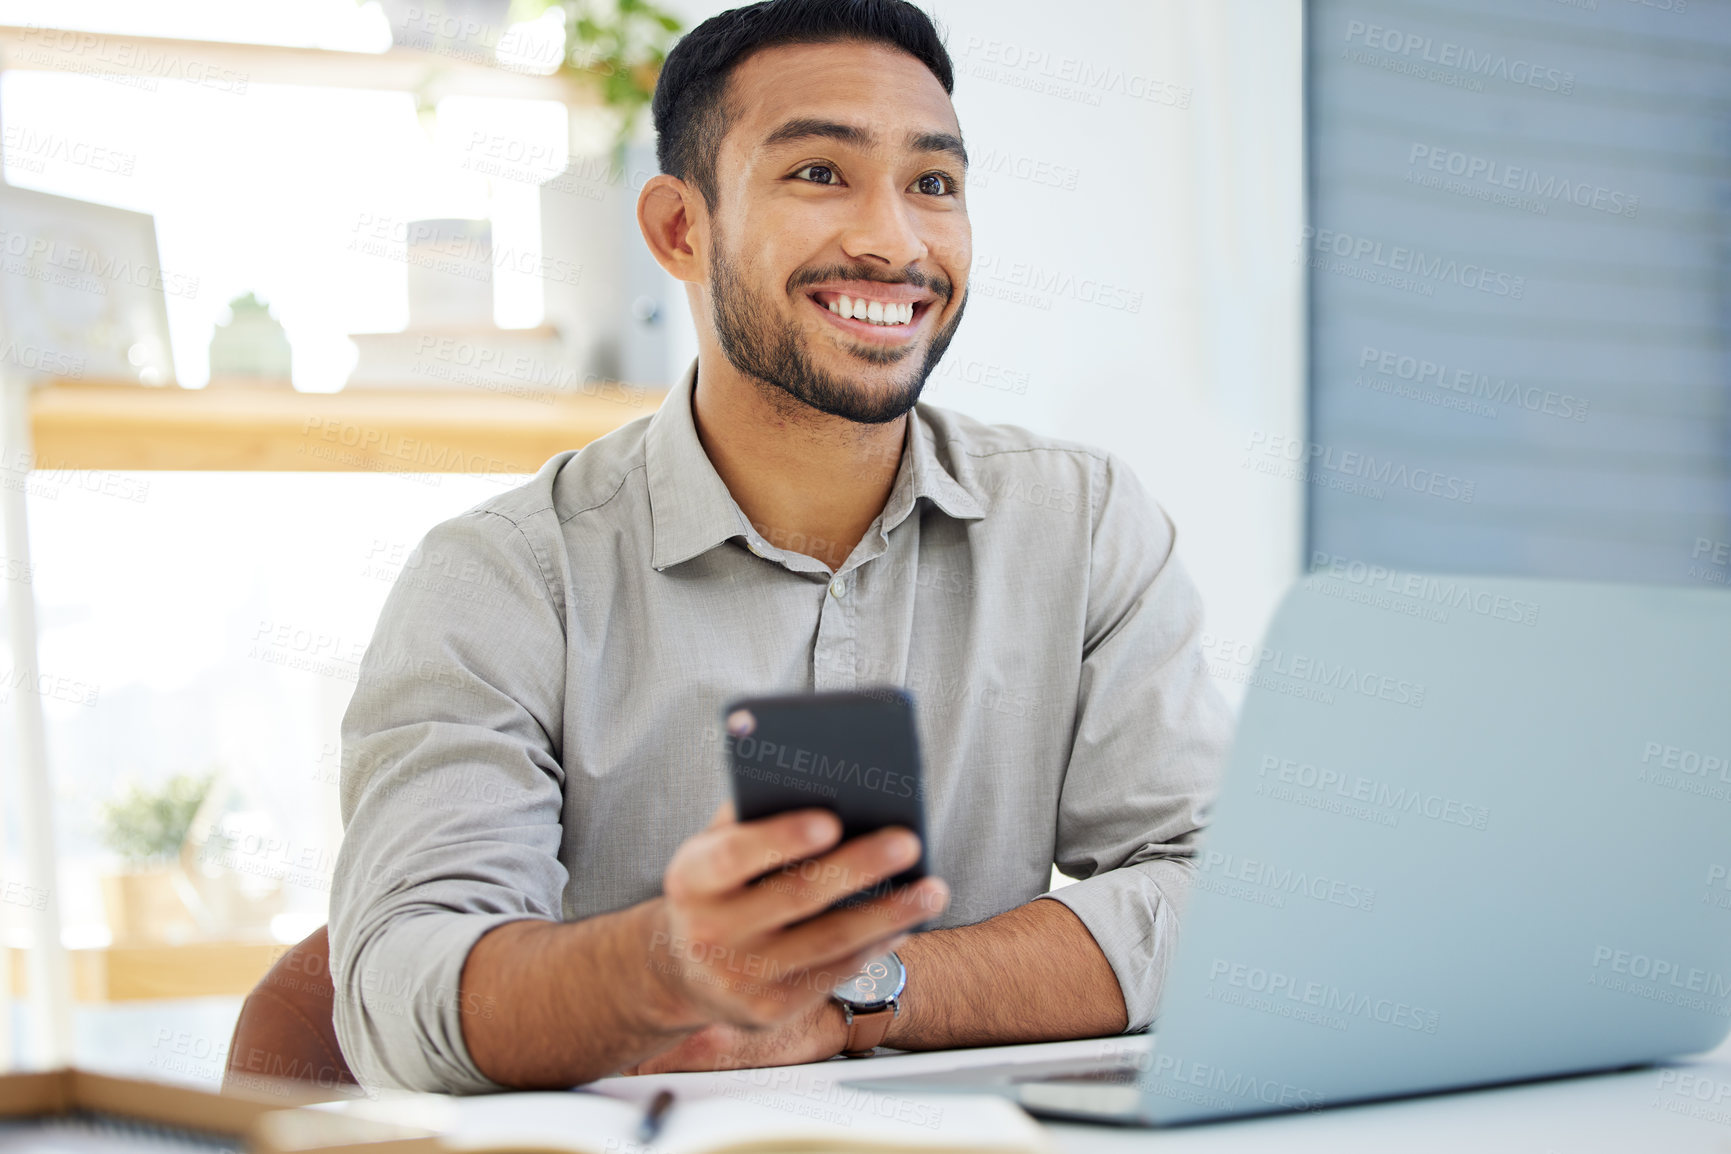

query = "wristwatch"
831;950;906;1057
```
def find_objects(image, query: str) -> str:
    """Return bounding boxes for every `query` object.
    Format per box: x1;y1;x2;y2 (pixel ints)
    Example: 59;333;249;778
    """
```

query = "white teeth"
823;294;915;325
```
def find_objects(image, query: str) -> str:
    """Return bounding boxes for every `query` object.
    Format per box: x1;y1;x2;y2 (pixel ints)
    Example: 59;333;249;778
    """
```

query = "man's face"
701;40;970;424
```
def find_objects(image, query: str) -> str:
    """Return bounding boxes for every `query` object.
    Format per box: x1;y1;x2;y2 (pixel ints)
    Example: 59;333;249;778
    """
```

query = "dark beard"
707;232;967;425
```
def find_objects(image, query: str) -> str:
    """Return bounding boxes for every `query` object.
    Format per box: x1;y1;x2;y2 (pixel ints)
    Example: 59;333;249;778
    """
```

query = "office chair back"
223;925;358;1093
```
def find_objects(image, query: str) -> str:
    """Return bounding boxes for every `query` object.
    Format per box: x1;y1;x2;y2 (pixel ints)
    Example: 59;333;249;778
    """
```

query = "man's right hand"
643;802;948;1033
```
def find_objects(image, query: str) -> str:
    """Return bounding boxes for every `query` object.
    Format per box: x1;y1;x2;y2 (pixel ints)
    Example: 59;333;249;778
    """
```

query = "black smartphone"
722;687;929;909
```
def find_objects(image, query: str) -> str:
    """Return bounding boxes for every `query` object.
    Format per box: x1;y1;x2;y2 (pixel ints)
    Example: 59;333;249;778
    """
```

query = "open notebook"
292;1084;1053;1154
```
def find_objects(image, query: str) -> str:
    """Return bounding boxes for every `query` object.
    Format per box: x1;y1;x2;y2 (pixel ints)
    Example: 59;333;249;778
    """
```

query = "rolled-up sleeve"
1037;452;1233;1031
329;508;568;1093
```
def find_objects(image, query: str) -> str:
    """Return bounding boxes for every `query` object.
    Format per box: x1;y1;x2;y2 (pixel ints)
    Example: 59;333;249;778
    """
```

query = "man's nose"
840;182;928;268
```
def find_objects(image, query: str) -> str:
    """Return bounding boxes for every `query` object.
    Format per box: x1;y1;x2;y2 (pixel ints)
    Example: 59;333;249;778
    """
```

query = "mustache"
788;264;953;301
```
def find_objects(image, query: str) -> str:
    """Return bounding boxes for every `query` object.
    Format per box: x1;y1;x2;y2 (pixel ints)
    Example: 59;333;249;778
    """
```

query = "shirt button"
829;578;847;598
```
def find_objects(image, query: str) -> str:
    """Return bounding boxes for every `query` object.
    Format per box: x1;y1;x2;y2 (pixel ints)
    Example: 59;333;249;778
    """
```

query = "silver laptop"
846;574;1731;1124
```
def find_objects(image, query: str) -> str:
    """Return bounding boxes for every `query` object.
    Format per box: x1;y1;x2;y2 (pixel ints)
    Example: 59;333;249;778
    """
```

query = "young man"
330;0;1229;1093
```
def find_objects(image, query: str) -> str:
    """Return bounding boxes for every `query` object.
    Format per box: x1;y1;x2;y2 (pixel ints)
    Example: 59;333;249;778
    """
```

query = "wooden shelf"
7;940;283;1002
28;382;666;473
0;24;605;106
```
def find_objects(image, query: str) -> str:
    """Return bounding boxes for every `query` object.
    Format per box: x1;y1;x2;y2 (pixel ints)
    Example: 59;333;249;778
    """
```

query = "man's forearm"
460;900;700;1088
883;897;1127;1049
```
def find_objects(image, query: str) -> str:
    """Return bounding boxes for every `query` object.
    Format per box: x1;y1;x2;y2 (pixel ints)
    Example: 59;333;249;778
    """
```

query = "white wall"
655;0;1307;684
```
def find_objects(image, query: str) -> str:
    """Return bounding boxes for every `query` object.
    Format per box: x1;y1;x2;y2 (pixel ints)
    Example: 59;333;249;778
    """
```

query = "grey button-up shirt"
329;359;1231;1092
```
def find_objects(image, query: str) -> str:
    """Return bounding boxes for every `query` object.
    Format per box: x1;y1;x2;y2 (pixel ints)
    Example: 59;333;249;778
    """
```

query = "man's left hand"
622;996;848;1075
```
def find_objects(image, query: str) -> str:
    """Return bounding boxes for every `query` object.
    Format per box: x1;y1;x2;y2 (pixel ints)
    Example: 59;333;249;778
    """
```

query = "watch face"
833;952;904;1008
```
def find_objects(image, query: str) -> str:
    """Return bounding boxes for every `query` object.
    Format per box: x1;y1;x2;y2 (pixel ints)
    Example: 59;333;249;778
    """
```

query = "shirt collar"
644;358;986;572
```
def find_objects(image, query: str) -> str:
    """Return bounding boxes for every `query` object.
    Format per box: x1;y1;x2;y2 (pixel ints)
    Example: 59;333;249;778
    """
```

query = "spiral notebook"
0;1108;239;1154
273;1083;1054;1154
0;1068;336;1154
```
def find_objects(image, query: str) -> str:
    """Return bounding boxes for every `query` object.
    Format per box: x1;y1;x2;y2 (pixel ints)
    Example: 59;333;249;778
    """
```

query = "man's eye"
916;172;956;196
794;164;838;184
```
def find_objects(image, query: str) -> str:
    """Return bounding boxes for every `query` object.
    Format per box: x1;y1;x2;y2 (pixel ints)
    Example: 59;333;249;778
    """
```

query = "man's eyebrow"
760;118;969;169
762;117;873;152
910;130;968;170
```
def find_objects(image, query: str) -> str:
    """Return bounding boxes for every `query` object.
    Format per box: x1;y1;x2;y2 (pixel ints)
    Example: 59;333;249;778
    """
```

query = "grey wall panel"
1306;0;1731;586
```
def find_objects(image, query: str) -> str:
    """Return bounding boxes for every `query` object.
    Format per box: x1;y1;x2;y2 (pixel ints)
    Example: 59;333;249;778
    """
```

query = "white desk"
596;1033;1731;1152
1045;1035;1731;1152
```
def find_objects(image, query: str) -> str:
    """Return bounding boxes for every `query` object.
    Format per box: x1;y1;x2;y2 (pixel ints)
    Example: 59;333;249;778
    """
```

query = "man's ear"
638;174;706;285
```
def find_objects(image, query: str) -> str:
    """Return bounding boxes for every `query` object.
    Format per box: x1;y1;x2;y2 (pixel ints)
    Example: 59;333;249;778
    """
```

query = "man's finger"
764;877;949;973
704;800;737;830
728;827;923;937
666;809;842;898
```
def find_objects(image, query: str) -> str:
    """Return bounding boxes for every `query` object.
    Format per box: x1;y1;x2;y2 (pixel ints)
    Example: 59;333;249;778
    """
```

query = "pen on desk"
636;1088;676;1145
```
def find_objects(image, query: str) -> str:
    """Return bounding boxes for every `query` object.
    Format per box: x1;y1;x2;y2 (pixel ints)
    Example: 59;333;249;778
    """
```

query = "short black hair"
652;0;954;213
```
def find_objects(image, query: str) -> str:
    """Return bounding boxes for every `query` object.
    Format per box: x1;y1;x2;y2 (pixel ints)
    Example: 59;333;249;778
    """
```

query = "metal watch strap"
840;1000;898;1057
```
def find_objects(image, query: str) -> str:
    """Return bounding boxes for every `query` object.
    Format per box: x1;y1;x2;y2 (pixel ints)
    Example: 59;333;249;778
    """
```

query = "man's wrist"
877;945;914;1050
628;900;708;1035
820;996;850;1058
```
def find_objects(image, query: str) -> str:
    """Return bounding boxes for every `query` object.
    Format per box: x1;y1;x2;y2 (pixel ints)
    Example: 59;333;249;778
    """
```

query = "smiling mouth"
807;290;932;330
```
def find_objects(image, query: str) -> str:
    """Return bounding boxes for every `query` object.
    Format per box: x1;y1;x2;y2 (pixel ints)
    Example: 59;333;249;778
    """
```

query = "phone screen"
722;687;929;907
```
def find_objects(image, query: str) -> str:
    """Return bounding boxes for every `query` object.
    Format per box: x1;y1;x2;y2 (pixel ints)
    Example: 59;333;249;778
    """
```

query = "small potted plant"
98;772;214;944
512;0;683;152
367;0;682;151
